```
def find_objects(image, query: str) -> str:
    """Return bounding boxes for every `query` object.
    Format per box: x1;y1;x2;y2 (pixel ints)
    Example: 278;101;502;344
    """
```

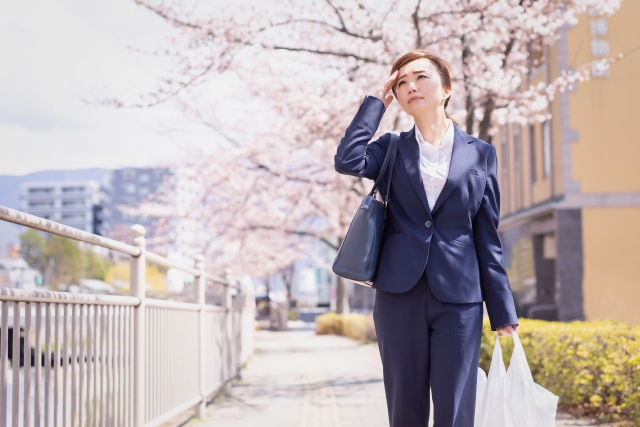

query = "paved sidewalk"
192;322;388;427
171;322;615;427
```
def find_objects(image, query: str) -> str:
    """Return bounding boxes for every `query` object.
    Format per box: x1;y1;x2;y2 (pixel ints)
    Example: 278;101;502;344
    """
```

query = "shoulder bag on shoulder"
332;134;399;287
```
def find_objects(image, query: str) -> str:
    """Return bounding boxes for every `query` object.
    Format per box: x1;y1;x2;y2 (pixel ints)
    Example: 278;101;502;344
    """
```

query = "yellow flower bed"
317;313;640;423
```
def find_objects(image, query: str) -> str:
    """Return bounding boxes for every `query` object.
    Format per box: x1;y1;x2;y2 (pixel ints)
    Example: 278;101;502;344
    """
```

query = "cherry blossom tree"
122;0;624;312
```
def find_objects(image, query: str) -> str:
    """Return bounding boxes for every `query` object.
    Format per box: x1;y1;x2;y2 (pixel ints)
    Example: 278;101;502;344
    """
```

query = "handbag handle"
368;134;399;207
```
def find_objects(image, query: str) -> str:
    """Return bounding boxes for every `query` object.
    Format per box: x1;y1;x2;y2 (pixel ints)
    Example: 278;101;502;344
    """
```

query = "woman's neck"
414;109;451;147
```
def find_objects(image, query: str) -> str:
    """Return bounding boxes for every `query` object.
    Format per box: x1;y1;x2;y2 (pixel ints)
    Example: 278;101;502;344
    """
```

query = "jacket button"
425;220;432;228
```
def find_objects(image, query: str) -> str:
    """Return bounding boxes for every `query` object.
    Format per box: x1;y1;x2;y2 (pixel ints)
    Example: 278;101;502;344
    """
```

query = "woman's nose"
408;81;418;92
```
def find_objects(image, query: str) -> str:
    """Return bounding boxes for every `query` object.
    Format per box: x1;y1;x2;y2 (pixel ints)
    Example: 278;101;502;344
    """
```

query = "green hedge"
317;313;640;424
481;319;640;424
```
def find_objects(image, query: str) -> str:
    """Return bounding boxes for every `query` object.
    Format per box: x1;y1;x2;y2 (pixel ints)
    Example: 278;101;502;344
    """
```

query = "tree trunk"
280;265;294;309
336;276;350;314
478;96;495;143
461;37;475;135
465;91;474;135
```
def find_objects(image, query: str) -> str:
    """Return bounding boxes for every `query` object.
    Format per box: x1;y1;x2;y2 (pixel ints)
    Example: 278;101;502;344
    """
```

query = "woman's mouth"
408;96;423;103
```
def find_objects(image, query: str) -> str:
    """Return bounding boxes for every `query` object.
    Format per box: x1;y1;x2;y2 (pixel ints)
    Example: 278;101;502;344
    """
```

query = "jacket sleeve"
472;145;519;331
334;95;389;180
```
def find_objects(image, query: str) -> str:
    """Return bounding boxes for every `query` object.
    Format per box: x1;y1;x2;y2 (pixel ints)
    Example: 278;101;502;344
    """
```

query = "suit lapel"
397;127;432;218
430;124;475;214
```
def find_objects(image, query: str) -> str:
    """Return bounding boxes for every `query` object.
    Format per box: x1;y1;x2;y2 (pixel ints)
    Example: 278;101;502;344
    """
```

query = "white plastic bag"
476;332;558;427
475;366;488;425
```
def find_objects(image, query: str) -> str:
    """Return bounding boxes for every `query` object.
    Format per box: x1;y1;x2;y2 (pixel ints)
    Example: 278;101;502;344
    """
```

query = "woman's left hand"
496;324;518;337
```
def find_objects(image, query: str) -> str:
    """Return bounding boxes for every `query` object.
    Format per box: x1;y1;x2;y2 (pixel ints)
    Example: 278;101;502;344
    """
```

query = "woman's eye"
418;75;427;79
398;81;406;86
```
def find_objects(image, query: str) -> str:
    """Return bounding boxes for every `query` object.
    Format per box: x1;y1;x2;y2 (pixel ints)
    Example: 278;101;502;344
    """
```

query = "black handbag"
332;134;399;287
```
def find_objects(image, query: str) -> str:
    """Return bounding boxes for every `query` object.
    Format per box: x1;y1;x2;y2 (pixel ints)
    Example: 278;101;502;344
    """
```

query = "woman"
334;50;519;427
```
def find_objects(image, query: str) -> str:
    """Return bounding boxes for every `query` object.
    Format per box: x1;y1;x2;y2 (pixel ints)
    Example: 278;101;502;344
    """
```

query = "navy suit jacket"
335;96;518;330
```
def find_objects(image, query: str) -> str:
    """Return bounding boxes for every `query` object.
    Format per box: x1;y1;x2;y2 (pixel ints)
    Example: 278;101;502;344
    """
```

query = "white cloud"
0;0;220;175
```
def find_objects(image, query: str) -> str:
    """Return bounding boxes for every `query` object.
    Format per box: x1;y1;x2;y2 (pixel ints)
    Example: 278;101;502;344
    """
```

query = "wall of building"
568;3;640;194
20;180;107;233
566;2;640;324
582;207;640;324
109;167;169;241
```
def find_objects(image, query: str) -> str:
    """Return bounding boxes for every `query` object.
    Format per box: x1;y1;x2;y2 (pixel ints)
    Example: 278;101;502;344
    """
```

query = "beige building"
495;1;640;324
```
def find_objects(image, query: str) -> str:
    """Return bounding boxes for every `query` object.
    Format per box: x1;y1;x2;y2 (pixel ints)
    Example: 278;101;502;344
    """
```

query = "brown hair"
390;50;454;120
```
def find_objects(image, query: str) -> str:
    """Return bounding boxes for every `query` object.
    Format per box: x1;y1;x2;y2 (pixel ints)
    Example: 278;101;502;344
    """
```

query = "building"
19;180;110;234
494;2;640;323
0;169;110;255
109;167;170;241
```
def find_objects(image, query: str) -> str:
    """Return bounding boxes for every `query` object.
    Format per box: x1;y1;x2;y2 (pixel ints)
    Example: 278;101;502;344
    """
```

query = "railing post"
223;269;233;309
195;254;207;420
130;225;146;427
222;269;233;395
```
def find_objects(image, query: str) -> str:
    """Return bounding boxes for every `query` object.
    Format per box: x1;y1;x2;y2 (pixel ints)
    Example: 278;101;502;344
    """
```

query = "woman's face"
394;58;450;117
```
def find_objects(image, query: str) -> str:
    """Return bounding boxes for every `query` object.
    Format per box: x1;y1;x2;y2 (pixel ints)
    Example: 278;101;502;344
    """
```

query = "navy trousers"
373;271;484;427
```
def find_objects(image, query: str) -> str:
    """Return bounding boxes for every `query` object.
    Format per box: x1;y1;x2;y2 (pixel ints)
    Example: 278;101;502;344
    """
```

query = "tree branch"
267;45;384;64
271;18;381;41
412;0;423;48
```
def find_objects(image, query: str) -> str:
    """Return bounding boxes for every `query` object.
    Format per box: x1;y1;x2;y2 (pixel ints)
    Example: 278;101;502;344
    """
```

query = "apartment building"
20;180;110;234
109;167;170;241
494;1;640;323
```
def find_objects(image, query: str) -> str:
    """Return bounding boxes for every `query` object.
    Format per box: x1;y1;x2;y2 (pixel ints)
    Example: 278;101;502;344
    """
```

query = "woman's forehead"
398;58;435;75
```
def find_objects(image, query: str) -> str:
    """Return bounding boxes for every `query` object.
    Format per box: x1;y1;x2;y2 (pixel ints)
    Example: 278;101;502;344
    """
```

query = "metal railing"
0;205;255;427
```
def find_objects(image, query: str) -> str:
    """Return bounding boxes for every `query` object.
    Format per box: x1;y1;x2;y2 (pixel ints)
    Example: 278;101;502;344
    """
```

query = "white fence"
0;205;255;427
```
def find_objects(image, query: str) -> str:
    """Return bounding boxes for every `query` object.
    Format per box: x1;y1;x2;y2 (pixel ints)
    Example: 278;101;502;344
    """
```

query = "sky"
0;0;228;176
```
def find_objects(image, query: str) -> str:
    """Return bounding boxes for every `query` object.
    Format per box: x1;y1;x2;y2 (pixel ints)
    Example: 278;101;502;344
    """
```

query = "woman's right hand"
370;70;398;109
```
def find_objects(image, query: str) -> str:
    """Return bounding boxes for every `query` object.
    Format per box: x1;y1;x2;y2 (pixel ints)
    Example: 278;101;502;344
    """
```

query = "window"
28;187;54;195
139;186;150;196
542;120;552;178
123;183;136;194
500;126;510;212
122;169;136;181
513;125;522;167
29;201;54;208
512;125;522;209
500;127;509;173
63;213;85;221
139;173;150;183
543;234;557;259
62;186;85;194
529;125;536;183
528;37;545;70
62;199;85;207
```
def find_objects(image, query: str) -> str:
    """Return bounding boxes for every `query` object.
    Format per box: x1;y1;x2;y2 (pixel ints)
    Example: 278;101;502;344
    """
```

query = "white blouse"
415;121;455;210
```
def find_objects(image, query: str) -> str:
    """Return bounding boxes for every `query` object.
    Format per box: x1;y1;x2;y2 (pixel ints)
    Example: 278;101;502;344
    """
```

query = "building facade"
109;167;170;241
495;2;640;323
20;180;110;234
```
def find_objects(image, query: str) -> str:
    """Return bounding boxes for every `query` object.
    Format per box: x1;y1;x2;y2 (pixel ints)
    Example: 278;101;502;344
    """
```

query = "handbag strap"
369;134;399;207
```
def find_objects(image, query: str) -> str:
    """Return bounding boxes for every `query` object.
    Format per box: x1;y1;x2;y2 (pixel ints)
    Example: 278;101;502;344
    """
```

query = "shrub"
484;318;640;424
315;312;377;342
317;313;640;423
